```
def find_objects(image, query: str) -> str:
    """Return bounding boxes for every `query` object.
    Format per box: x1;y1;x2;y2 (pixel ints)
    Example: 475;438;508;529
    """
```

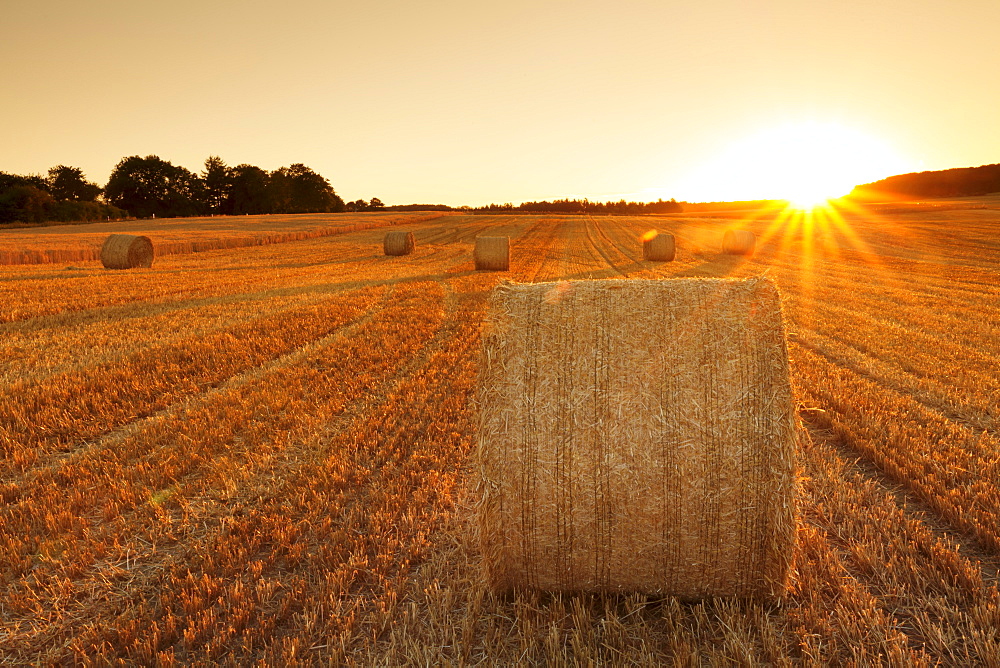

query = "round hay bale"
474;236;510;271
100;234;154;269
383;230;415;256
723;230;755;255
642;232;676;261
476;276;795;600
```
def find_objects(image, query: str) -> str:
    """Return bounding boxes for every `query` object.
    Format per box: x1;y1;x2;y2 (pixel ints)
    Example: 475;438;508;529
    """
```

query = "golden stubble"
2;206;999;664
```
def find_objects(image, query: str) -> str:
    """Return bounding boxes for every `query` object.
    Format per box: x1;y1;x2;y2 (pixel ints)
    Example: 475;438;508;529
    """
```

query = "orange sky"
4;0;1000;205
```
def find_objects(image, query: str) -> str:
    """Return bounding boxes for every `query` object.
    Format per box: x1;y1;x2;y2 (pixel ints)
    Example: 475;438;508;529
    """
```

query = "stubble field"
2;201;999;665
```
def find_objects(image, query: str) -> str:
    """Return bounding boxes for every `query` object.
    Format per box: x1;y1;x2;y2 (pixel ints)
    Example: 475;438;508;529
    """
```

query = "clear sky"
4;0;1000;205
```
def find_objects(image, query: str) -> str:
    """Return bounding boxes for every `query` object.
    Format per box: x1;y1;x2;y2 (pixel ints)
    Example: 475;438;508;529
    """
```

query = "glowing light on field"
676;121;911;209
663;122;915;319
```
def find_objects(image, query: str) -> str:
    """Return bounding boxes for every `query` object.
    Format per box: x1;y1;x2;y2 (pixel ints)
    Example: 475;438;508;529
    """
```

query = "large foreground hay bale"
383;230;415;256
723;229;755;255
474;236;510;271
100;234;154;269
476;276;795;599
642;232;676;261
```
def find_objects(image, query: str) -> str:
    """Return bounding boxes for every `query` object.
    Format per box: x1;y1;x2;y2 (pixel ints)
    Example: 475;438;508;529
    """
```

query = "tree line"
2;155;691;225
472;198;683;215
1;155;378;224
0;166;126;224
849;163;1000;200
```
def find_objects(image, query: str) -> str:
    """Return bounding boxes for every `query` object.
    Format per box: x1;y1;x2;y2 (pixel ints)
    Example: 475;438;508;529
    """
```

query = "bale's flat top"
476;236;509;247
477;276;795;598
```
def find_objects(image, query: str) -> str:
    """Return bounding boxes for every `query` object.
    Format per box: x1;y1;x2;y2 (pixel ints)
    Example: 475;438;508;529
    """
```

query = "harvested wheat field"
3;201;1000;665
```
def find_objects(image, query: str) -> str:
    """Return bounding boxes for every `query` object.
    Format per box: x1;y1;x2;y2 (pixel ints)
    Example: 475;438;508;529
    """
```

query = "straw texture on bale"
723;229;755;255
476;276;795;600
642;232;676;262
474;236;510;271
383;230;415;256
100;234;154;269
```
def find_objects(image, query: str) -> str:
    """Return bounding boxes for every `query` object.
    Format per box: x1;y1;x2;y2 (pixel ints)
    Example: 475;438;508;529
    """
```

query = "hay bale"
474;236;510;271
383;230;415;256
723;230;755;255
100;234;154;269
476;276;795;600
642;232;676;261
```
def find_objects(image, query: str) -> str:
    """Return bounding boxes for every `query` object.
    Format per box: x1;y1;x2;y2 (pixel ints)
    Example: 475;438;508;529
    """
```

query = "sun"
674;121;911;208
786;186;835;211
757;122;907;210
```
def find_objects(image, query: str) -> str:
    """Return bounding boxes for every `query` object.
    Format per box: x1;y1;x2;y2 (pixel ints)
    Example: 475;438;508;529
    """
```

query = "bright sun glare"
759;123;897;209
676;121;911;209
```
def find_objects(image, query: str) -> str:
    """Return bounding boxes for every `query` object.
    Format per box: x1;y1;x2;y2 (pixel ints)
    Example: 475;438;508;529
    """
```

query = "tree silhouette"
269;163;344;213
0;171;48;193
0;185;55;223
225;165;272;215
105;155;204;218
850;163;1000;200
202;156;232;214
472;198;682;215
47;166;101;202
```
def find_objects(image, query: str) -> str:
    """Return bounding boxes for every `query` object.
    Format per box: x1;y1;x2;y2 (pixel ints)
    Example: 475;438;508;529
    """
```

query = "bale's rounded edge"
474;236;510;271
475;276;795;601
383;230;415;256
642;232;676;262
100;234;154;269
723;230;755;255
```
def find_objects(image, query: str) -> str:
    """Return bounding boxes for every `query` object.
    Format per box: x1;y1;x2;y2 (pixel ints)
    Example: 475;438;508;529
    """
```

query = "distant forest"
0;167;126;225
22;157;1000;225
676;199;780;212
382;198;685;214
849;163;1000;200
0;156;379;225
472;198;683;215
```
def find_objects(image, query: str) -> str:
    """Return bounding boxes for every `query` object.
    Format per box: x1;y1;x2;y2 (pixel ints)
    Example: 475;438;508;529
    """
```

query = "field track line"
0;228;438;325
761;244;1000;304
529;218;580;282
187;278;461;511
0;286;378;386
0;266;382;330
0;285;402;480
595;216;649;268
0;216;445;268
782;285;1000;349
583;215;630;277
499;217;560;284
6;282;467;662
770;264;1000;332
0;286;394;493
2;264;479;481
797;420;999;663
794;335;998;437
801;412;1000;587
1;282;451;657
251;279;490;662
564;218;623;281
